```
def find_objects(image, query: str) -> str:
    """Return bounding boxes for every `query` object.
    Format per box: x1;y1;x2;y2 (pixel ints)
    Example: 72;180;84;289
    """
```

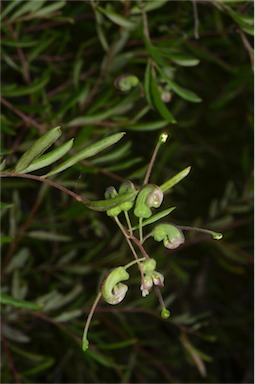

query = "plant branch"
0;172;84;203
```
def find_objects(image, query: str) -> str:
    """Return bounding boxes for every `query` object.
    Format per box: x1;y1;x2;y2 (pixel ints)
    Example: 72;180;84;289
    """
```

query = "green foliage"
1;1;253;383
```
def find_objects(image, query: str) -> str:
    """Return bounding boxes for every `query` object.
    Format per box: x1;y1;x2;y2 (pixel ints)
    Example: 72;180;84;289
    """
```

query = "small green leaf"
97;6;135;29
160;166;191;192
15;127;62;173
132;207;176;230
44;132;126;177
128;120;168;131
19;139;74;174
150;71;176;123
0;292;42;310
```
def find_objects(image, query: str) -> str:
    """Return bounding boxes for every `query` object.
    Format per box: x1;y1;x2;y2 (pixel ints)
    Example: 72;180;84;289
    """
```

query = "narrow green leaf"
0;202;14;209
144;38;167;67
158;68;202;103
15;127;62;173
97;6;135;29
26;231;71;242
33;1;66;17
132;207;176;230
84;191;137;212
2;73;50;97
0;292;42;310
127;120;168;131
166;54;200;67
150;71;176;123
44;132;126;177
144;61;153;108
160;166;191;192
67;109;113;126
10;0;46;20
19;139;74;174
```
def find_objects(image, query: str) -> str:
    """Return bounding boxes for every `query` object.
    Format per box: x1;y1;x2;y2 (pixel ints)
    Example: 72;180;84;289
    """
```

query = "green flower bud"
101;267;130;305
153;224;185;249
134;185;163;219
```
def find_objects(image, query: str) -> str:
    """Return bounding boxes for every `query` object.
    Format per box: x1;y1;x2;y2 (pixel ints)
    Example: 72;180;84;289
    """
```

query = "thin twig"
2;337;21;384
0;97;45;133
0;172;83;203
192;0;200;40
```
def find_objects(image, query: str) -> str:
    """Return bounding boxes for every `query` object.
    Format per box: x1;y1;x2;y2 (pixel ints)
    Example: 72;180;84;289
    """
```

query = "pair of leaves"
13;128;126;177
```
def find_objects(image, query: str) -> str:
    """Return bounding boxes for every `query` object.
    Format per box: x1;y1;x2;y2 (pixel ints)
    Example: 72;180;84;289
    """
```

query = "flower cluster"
140;258;164;297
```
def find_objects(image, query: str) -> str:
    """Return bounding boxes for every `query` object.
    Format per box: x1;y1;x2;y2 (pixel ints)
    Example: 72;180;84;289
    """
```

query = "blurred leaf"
2;73;50;97
26;231;72;242
97;6;135;29
53;309;82;322
33;1;66;17
0;292;42;310
131;0;168;14
180;333;207;377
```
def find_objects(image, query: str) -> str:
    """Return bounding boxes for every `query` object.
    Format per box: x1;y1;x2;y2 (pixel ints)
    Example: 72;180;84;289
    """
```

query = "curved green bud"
134;185;163;219
101;267;129;305
154;224;185;249
118;181;136;212
105;186;121;217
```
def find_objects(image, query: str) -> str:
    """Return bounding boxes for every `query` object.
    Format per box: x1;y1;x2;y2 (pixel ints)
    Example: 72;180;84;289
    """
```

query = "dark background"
1;1;253;383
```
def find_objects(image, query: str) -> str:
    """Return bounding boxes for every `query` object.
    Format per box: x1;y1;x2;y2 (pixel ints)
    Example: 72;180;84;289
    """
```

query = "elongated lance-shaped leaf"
0;292;42;311
83;191;137;212
150;70;176;124
19;139;74;174
132;207;176;230
44;132;126;177
15;126;62;173
144;60;153;108
160;166;191;193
